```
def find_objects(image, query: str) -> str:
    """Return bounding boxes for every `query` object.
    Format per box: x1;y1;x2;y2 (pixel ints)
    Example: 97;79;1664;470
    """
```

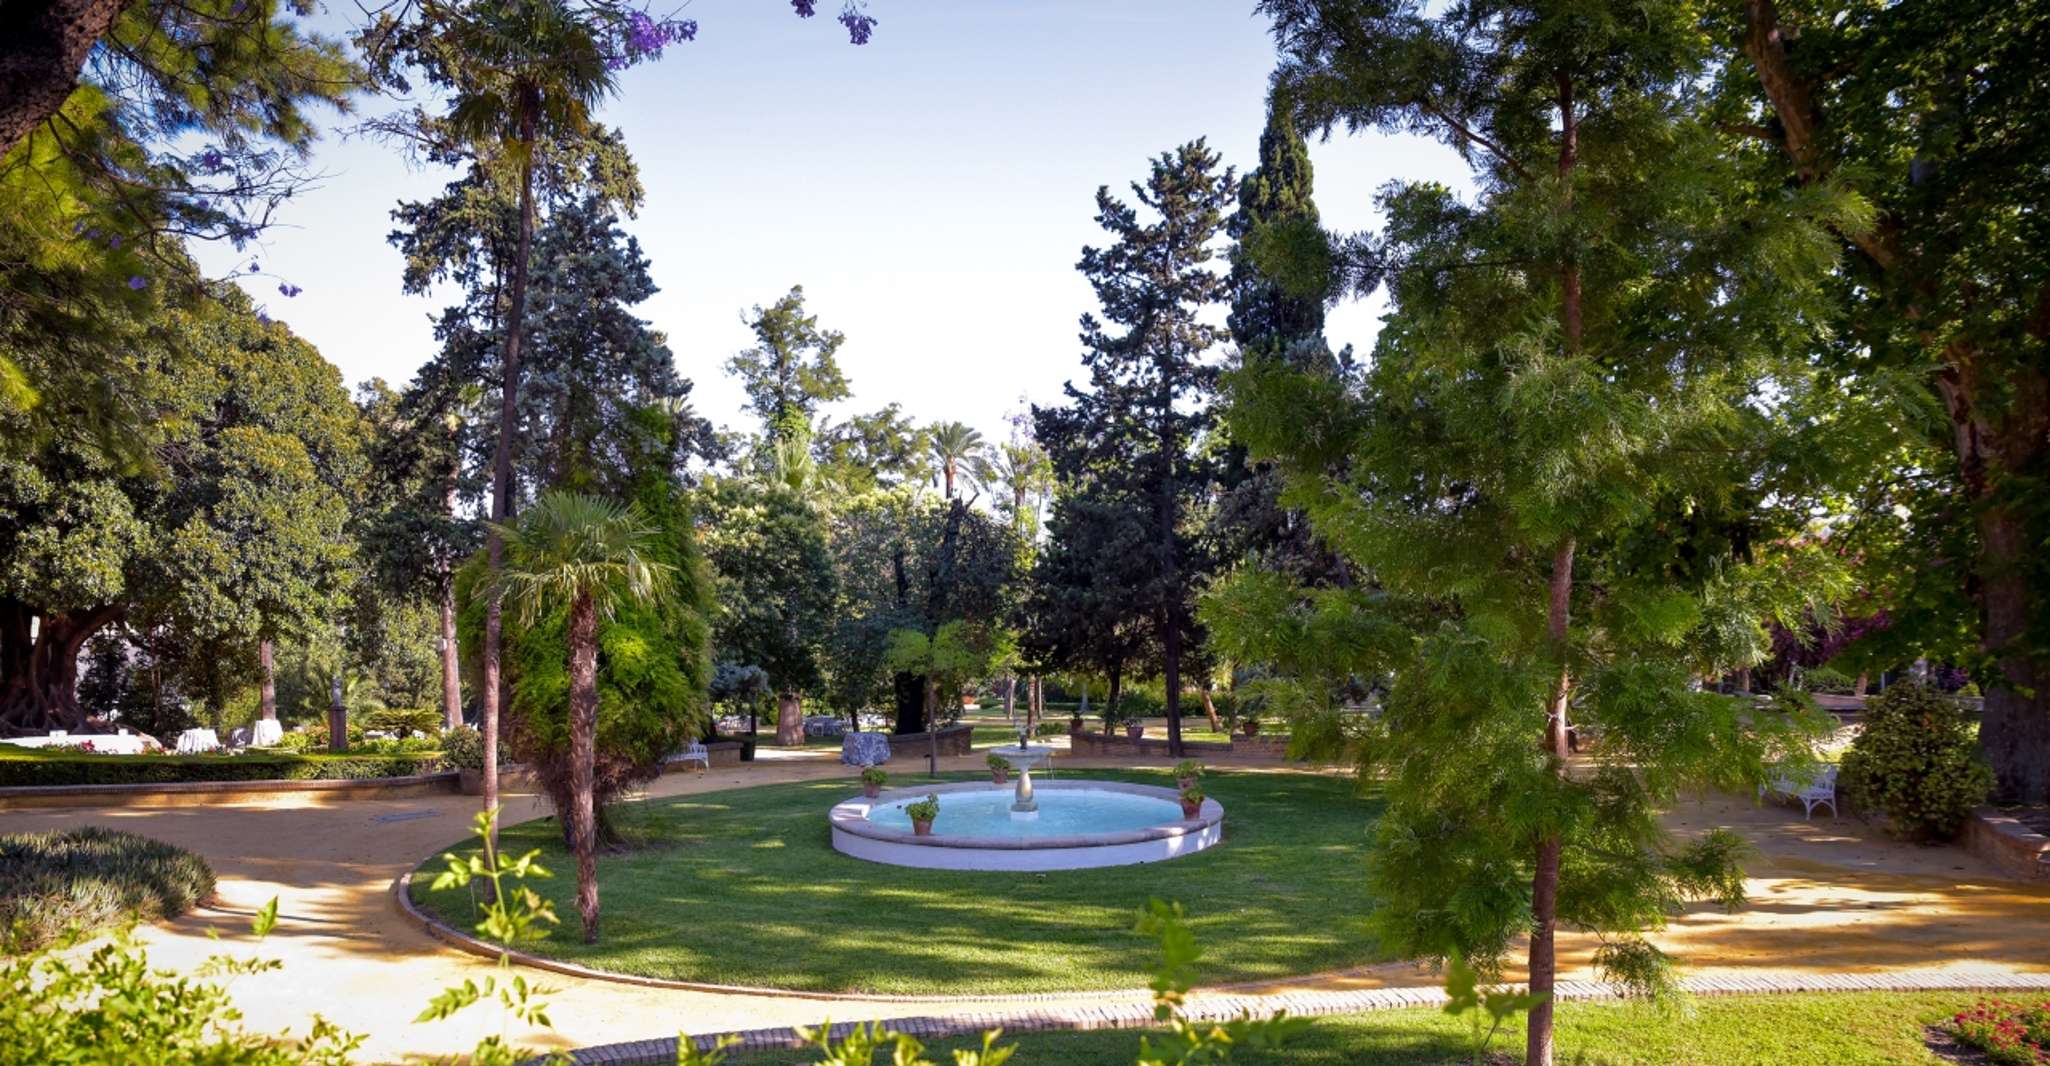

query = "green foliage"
442;723;486;771
0;827;215;951
728;285;852;445
860;766;887;786
1838;683;1995;841
1132;899;1312;1065
1947;998;2050;1066
1178;785;1204;807
986;753;1012;772
363;706;442;736
697;478;836;698
904;794;941;823
0;749;442;787
1440;951;1549;1065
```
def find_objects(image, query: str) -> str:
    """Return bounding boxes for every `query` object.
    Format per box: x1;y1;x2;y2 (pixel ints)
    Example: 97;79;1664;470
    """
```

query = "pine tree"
1038;140;1236;758
1232;3;1865;1062
1227;103;1326;364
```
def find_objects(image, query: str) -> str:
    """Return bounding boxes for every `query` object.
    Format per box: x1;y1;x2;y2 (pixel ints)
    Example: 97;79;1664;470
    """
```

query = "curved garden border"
0;771;458;810
830;779;1224;871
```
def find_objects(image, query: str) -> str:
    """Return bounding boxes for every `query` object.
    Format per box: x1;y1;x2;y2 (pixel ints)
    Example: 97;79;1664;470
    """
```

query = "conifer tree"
1227;3;1864;1062
1038;140;1235;758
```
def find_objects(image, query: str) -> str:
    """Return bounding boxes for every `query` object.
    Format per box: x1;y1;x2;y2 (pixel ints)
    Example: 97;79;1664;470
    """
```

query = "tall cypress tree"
1039;140;1235;758
1228;103;1326;363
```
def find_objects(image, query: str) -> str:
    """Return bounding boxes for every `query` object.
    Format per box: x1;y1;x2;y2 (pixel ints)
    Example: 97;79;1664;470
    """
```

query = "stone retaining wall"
0;771;460;810
842;724;974;765
1966;807;2050;882
1067;733;1235;758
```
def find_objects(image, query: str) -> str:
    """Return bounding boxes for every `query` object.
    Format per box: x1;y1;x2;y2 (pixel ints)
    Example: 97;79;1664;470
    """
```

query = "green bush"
1838;683;1994;841
362;706;442;736
268;730;315;752
0;750;444;787
440;724;485;771
0;827;215;951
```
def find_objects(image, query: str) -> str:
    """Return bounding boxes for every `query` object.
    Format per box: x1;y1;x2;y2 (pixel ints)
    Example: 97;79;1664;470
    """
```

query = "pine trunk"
0;0;127;157
480;100;540;850
567;590;601;943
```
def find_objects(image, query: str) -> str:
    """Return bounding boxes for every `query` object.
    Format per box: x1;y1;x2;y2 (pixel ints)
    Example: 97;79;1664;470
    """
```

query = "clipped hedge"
0;750;444;788
0;826;215;950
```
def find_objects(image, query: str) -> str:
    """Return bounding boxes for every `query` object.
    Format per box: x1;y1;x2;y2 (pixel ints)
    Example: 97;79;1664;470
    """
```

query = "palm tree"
928;421;987;499
984;441;1053;538
440;0;618;844
491;491;672;943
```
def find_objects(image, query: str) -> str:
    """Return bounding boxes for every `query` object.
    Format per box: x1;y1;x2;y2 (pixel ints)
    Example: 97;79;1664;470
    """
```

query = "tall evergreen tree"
1227;103;1327;364
1037;140;1236;758
728;285;852;447
1236;2;1865;1062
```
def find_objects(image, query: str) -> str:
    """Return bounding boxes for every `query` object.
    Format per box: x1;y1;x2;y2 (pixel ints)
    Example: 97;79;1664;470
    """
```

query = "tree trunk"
1201;685;1220;732
0;0;127;159
257;639;278;722
328;669;347;754
1105;665;1123;736
1003;674;1016;722
0;600;122;734
440;589;462;730
775;690;803;746
480;101;540;851
1976;503;2050;802
1164;615;1185;758
1527;538;1576;1066
567;590;601;944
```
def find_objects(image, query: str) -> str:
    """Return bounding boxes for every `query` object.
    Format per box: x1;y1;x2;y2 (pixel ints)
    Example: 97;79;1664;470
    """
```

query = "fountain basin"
830;779;1223;871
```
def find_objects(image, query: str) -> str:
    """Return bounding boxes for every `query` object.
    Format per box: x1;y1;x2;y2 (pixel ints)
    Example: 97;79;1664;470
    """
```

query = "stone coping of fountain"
830;779;1223;863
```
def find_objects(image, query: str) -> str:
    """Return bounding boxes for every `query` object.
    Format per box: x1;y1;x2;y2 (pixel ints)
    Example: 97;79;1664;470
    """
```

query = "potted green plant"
1173;759;1203;791
905;793;941;836
442;724;485;795
1125;716;1145;741
860;765;887;799
987;752;1012;785
1179;785;1204;819
1240;713;1262;737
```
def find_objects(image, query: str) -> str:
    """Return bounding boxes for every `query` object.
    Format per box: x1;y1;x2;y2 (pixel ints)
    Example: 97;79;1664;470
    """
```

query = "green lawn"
410;768;1382;995
737;991;1981;1064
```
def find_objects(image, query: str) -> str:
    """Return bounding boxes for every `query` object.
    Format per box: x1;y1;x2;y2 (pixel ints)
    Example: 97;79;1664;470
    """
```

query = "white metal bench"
666;739;710;771
1761;764;1837;819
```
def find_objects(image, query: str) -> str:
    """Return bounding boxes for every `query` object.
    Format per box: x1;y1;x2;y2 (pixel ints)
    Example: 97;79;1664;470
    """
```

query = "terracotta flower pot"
913;818;934;836
1180;800;1202;819
1125;723;1144;740
863;783;881;799
992;771;1009;786
1069;715;1085;735
458;768;483;796
1241;721;1261;737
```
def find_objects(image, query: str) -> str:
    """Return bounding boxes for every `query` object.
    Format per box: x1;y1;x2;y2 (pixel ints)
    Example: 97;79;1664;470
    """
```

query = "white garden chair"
667;739;710;771
1760;764;1837;819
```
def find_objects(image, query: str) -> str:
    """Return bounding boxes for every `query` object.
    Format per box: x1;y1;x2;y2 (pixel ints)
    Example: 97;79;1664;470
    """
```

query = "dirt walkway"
3;748;2045;1063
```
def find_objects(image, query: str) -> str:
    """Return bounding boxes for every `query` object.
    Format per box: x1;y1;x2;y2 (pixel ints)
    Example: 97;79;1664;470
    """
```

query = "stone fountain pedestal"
1000;743;1056;820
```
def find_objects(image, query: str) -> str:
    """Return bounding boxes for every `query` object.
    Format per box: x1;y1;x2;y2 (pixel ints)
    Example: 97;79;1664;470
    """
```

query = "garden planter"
1069;715;1085;734
1241;721;1261;737
740;740;757;762
991;771;1009;786
913;818;934;836
863;783;881;799
457;768;483;796
1180;800;1202;819
1126;723;1144;740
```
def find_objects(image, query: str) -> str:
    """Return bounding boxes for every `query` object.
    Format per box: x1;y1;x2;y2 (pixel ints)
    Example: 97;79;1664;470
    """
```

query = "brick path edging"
551;969;2050;1065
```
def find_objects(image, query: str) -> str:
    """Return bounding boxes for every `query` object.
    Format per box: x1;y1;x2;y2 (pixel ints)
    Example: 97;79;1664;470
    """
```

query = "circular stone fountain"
830;768;1224;872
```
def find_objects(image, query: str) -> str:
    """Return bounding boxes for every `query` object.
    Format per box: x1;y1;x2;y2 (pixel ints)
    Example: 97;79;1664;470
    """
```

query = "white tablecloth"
175;728;221;754
249;719;283;747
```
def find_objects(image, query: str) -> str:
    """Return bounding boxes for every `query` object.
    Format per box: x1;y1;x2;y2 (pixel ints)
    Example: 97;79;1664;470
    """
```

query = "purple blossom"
248;262;260;273
199;148;226;171
72;220;87;235
128;275;147;290
277;282;303;297
791;0;817;16
838;5;875;44
109;236;121;250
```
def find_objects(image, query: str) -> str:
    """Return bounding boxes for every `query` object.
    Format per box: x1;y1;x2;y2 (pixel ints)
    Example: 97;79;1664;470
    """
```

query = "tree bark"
566;590;601;943
328;668;347;754
0;0;126;159
1201;685;1220;732
440;589;462;731
480;98;540;850
1105;664;1123;736
0;600;123;734
1527;538;1576;1066
257;639;278;722
775;690;803;746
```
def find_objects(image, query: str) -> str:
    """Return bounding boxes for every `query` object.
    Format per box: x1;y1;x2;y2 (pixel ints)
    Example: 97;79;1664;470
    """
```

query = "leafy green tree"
1719;0;2050;802
0;293;360;733
696;479;836;743
727;286;852;447
1236;2;1865;1061
814;405;930;493
982;440;1054;541
491;491;671;943
1024;489;1158;719
1035;140;1236;758
883;620;1014;725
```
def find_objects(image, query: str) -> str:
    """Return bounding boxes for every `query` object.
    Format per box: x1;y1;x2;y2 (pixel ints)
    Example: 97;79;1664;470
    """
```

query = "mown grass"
410;768;1382;995
738;991;1981;1064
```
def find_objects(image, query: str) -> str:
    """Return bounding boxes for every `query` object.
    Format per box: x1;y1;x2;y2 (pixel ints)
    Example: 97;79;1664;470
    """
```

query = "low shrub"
0;827;215;951
0;750;444;788
362;706;442;737
268;731;315;752
440;724;485;771
351;735;440;756
1948;998;2050;1065
1837;682;1994;840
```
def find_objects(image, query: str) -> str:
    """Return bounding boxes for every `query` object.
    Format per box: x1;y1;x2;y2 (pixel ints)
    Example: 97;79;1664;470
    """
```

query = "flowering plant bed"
1948;998;2050;1064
